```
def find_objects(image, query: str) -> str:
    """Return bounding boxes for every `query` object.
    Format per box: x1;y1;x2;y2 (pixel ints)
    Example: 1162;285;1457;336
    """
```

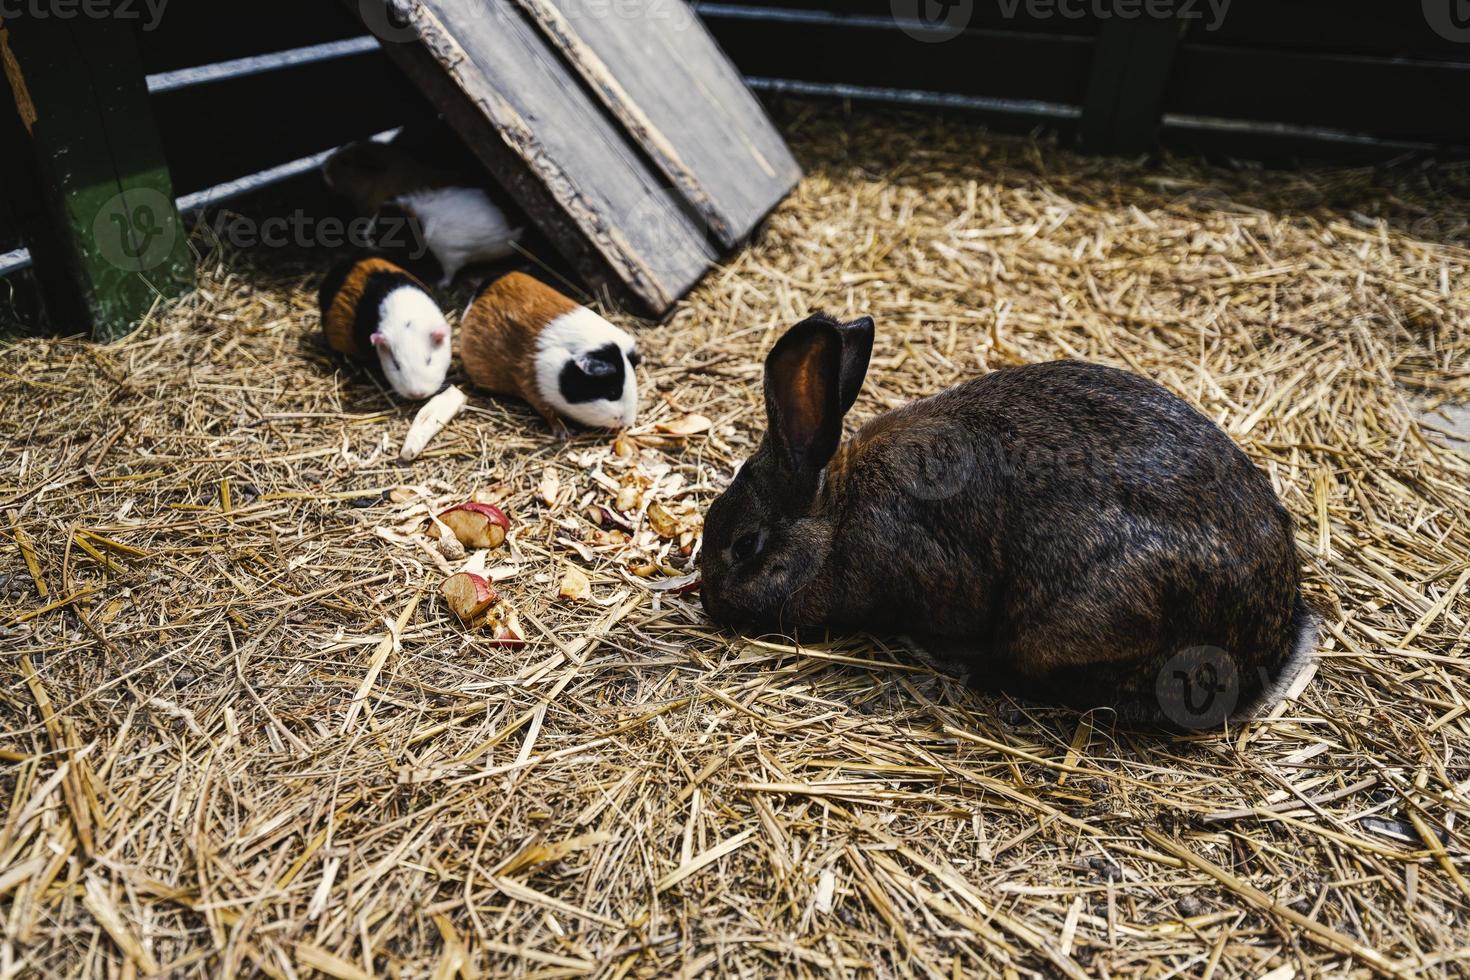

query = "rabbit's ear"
764;318;846;474
835;316;874;413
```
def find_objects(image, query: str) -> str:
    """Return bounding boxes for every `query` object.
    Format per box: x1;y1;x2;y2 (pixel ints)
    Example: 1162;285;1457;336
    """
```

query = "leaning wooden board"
354;0;800;316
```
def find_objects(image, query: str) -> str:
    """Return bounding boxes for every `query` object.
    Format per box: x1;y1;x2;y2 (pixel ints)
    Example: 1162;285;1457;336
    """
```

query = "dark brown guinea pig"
700;314;1316;728
321;139;464;215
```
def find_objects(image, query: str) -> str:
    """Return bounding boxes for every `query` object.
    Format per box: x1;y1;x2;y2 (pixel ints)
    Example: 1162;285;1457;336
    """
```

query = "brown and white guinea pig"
460;272;640;434
375;188;524;289
321;139;464;215
700;314;1317;728
317;256;452;401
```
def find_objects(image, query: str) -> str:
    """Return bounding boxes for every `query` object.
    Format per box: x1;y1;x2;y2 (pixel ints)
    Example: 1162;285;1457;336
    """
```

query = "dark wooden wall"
693;0;1470;157
5;0;1470;324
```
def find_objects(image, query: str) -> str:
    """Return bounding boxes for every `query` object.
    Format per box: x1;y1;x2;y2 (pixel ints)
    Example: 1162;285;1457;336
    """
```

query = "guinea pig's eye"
731;530;764;563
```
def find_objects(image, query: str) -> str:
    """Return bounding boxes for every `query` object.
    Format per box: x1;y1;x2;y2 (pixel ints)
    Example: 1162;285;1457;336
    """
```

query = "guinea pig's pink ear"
370;331;389;348
764;316;847;476
430;327;448;347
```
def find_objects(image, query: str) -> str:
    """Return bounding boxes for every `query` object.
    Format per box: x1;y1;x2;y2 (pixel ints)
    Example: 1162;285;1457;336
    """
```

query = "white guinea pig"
376;187;524;288
318;256;452;401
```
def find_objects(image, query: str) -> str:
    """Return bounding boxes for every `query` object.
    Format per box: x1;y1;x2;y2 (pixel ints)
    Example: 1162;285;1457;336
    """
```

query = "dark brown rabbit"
700;314;1316;727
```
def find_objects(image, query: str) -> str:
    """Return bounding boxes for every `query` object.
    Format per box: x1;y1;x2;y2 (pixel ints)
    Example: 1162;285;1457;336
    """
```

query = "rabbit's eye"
731;531;763;563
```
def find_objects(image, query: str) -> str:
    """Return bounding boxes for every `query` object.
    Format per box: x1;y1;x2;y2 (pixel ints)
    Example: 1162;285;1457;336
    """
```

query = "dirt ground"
2;104;1469;977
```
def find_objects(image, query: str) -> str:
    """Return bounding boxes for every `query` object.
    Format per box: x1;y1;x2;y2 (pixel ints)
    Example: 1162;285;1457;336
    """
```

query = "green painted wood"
1;15;192;340
1079;16;1186;156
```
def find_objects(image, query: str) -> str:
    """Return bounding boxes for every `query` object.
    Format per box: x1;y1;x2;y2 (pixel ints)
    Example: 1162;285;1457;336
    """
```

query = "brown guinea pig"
699;314;1316;728
321;139;464;215
460;272;639;435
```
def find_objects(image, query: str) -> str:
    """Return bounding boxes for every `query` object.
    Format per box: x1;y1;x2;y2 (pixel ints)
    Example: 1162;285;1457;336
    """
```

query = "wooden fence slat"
1079;15;1186;155
510;0;735;247
150;50;426;198
698;12;1095;108
2;16;192;340
1167;44;1470;145
519;0;800;250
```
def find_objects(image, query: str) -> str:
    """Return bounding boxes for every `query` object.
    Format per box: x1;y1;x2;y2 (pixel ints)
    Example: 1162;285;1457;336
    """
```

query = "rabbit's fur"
700;314;1315;727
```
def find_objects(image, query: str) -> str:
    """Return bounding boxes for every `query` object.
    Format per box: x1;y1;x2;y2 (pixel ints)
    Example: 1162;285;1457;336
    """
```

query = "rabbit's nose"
699;585;723;625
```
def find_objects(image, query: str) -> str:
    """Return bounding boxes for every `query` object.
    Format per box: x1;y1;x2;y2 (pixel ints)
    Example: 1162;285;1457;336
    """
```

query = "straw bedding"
2;104;1468;978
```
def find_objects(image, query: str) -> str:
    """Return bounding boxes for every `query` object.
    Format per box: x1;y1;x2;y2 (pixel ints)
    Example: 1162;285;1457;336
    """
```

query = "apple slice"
656;413;712;436
430;503;510;549
647;502;679;539
441;572;498;623
558;567;591;601
488;603;527;649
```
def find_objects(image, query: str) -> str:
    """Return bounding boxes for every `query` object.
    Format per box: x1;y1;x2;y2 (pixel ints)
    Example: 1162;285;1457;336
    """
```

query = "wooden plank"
375;1;712;313
150;50;426;197
1160;118;1466;167
1079;16;1185;155
693;1;1107;37
135;2;366;74
1191;0;1470;58
514;0;800;249
0;44;49;337
0;187;19;251
698;13;1094;108
354;0;796;315
1166;44;1470;145
1;16;192;340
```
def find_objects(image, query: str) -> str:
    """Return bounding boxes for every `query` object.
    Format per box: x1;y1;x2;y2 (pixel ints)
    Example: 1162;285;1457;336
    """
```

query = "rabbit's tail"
1236;594;1318;721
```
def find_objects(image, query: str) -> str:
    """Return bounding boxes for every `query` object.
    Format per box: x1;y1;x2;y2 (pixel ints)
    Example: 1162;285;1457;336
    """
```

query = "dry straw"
2;105;1468;977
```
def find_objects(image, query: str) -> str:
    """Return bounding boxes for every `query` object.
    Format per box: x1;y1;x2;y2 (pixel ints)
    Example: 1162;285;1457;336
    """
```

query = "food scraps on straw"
428;503;510;549
399;385;467;462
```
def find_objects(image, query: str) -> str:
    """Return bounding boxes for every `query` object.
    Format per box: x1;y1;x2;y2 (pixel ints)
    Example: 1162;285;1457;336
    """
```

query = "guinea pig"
317;256;452;401
699;314;1317;728
460;272;640;434
375;187;523;288
321;139;465;215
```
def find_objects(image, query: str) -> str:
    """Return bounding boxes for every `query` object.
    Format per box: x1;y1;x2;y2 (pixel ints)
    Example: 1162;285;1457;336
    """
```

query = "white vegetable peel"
400;385;467;462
